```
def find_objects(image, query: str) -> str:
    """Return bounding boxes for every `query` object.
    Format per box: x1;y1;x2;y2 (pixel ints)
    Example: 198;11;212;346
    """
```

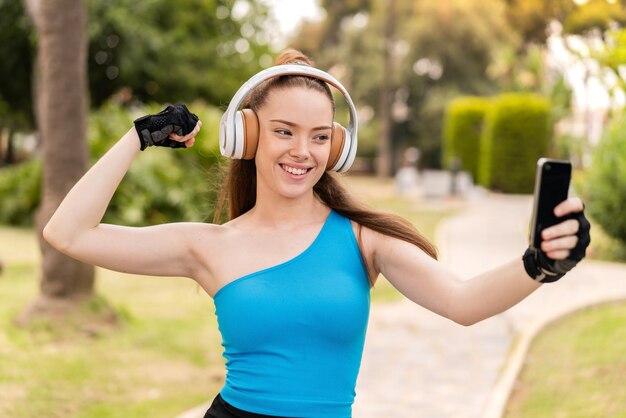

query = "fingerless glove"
133;103;199;150
523;208;591;283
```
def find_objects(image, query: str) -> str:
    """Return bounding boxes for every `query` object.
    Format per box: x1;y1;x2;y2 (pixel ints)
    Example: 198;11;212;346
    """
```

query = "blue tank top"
213;209;370;418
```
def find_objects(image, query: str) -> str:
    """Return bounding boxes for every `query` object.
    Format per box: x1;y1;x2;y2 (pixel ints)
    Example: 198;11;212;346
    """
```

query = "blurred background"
3;0;626;230
1;0;625;417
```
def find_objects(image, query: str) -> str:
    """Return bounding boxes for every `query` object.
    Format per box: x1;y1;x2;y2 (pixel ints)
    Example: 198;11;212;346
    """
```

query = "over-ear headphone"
219;65;359;173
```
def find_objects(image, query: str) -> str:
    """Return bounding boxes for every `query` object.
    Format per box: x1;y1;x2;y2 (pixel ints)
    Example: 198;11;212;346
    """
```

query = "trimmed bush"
0;157;41;226
442;96;490;181
478;93;551;193
583;115;626;244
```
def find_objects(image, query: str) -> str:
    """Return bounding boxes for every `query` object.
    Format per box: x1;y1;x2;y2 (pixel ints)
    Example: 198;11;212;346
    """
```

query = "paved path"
351;193;626;418
176;193;626;418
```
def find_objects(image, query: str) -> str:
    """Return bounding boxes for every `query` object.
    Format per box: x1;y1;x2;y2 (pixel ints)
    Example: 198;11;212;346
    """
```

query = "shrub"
0;157;41;226
0;101;224;226
478;93;551;193
583;115;626;244
442;96;490;181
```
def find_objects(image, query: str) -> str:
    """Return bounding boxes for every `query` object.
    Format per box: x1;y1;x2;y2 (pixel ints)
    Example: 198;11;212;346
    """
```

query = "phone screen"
531;160;572;249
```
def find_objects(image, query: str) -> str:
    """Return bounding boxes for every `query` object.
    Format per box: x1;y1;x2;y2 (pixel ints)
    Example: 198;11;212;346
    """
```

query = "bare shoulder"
178;221;237;281
185;221;242;258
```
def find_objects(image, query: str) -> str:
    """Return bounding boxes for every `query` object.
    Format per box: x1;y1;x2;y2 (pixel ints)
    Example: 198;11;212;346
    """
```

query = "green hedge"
583;115;626;244
0;157;41;226
478;93;551;193
442;96;490;181
0;101;224;226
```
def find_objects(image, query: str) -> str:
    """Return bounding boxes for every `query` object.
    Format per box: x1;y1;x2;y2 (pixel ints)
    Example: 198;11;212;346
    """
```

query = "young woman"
44;50;590;418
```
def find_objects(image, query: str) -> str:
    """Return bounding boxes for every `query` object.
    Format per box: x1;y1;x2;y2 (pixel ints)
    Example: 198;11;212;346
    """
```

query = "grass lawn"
504;301;626;418
0;175;457;417
0;261;225;417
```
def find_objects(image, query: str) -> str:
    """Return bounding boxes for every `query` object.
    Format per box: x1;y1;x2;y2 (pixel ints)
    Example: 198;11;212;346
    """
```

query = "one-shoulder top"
213;210;371;418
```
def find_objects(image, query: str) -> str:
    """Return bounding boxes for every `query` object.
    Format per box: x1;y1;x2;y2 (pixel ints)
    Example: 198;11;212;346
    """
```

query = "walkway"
352;193;626;418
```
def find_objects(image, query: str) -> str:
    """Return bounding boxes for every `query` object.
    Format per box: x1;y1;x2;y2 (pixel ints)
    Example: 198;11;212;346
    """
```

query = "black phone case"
529;158;572;250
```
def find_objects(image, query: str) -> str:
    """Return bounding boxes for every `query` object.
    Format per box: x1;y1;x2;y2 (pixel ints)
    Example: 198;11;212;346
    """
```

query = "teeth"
281;165;308;175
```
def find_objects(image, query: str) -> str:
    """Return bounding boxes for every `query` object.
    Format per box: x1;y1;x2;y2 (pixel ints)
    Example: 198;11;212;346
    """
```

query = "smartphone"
529;158;572;250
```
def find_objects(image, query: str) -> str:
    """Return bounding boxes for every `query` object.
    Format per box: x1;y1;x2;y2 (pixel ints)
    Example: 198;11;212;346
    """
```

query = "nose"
289;137;310;160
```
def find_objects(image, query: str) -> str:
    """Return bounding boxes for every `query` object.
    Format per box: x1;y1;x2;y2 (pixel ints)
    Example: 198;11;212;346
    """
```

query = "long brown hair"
214;50;438;282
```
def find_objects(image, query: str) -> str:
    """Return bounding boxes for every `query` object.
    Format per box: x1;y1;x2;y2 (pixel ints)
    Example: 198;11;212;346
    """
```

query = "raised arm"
43;106;204;279
363;197;590;326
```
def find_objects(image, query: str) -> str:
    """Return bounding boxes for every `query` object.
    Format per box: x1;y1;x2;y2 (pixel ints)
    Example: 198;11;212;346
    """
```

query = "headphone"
219;64;359;173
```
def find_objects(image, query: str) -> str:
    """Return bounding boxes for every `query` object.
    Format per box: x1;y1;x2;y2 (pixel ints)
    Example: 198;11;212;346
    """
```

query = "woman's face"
255;86;334;200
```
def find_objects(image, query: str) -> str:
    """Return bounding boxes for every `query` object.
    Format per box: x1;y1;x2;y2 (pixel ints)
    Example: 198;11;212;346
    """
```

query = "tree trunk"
18;0;95;324
376;0;395;178
6;128;15;165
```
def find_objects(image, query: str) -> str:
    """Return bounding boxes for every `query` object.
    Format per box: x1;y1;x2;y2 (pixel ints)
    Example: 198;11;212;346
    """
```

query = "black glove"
133;103;199;151
523;208;591;283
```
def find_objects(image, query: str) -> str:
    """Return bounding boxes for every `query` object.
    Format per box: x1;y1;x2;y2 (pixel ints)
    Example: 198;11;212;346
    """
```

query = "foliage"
97;102;224;226
564;0;626;35
442;96;490;181
478;93;551;193
292;0;516;169
0;102;225;227
0;157;41;226
0;0;36;131
86;0;274;107
0;0;273;132
504;0;575;44
582;114;626;244
593;28;626;93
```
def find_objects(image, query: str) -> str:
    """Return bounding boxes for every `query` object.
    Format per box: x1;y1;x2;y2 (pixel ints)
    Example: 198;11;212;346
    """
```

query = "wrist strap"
522;247;565;283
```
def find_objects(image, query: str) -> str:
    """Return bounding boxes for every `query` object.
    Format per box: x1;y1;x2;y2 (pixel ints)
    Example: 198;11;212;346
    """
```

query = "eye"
314;134;330;142
274;129;292;137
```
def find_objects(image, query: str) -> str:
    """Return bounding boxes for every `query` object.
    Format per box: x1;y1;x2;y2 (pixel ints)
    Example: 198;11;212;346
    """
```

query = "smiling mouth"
280;164;313;176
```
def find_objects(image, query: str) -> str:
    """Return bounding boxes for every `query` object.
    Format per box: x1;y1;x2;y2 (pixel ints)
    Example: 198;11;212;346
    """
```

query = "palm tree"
18;0;96;323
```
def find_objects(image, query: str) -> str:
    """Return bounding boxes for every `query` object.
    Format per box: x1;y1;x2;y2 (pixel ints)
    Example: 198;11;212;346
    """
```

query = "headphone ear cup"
240;108;259;160
327;122;347;171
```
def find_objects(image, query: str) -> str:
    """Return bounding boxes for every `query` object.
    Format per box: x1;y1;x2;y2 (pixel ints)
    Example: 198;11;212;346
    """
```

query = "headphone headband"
219;65;359;172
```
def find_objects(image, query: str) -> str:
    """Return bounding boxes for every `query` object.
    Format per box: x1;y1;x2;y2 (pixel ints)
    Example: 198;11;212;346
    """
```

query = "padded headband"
219;64;359;172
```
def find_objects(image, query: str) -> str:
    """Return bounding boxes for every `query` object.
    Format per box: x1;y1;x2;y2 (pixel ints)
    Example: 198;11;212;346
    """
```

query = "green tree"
564;0;626;35
292;0;516;171
0;0;36;165
1;0;273;119
86;0;273;107
504;0;575;44
401;0;516;167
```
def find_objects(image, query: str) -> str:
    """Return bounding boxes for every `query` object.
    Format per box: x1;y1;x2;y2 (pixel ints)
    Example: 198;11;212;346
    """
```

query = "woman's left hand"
540;197;590;261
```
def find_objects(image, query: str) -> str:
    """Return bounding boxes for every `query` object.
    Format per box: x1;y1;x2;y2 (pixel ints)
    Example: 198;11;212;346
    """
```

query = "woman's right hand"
168;119;202;148
133;103;201;150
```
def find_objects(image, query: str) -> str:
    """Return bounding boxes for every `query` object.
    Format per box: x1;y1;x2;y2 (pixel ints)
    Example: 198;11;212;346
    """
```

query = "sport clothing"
133;103;198;150
522;208;591;282
213;209;370;418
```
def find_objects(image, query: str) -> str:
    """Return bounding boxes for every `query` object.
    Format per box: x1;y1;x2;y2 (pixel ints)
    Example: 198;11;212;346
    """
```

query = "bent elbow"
42;222;71;253
42;223;55;245
454;317;479;327
448;310;481;327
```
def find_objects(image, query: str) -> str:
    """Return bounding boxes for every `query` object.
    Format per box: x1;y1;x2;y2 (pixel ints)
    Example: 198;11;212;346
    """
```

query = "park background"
0;0;625;417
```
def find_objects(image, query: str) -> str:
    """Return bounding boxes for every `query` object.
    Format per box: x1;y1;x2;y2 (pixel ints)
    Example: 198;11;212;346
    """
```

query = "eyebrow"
270;119;332;131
